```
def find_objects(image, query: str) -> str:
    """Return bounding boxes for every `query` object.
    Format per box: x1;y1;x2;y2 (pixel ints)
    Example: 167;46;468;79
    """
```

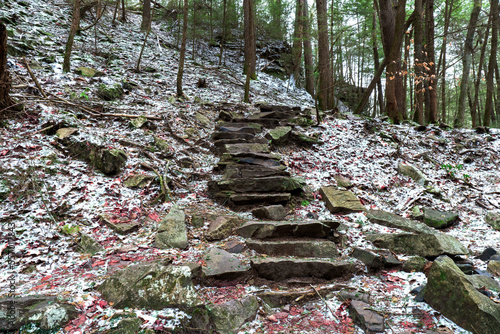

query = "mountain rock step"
224;143;270;154
237;220;338;239
208;176;304;194
246;239;339;258
222;165;290;179
251;257;355;281
217;192;291;206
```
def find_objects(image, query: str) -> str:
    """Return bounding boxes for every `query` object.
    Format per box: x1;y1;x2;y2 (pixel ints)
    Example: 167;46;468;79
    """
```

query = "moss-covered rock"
75;233;103;255
154;206;188;249
486;211;500;231
89;149;127;175
208;296;259;334
97;83;123;101
423;208;459;229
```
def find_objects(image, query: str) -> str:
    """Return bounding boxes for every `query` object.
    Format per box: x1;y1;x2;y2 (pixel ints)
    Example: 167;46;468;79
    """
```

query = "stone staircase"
208;103;317;210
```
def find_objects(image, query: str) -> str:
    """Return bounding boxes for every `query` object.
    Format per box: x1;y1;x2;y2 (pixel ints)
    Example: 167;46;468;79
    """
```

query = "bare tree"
141;0;151;31
0;23;13;110
315;0;333;110
243;0;256;79
176;0;189;97
302;1;314;97
63;0;81;73
290;0;304;86
484;0;499;126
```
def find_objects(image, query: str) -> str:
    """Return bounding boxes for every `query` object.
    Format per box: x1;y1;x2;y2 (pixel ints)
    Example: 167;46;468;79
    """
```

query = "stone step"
212;131;256;141
259;104;301;113
216;122;263;132
246;239;339;258
251;257;355;281
237;220;336;239
222;165;290;180
231;118;287;128
208;176;304;194
217;125;261;135
224;143;270;155
222;192;292;205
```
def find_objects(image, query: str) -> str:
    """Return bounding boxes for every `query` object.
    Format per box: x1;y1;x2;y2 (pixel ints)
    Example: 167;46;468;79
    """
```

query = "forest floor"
1;1;500;333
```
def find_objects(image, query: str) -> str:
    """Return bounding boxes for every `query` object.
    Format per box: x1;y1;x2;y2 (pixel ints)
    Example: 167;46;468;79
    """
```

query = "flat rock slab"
212;131;256;141
352;247;401;269
246;240;338;258
202;247;250;279
320;187;365;213
224;143;270;154
223;165;290;179
209;296;259;334
155;206;188;249
251;257;355;281
228;192;291;205
423;208;459;229
218;126;260;134
209;176;304;194
251;205;287;220
397;162;429;185
424;256;500;334
349;300;385;333
206;216;243;241
257;286;340;308
237;220;332;239
100;214;141;235
366;233;468;257
216;122;263;132
265;126;292;144
366;210;436;234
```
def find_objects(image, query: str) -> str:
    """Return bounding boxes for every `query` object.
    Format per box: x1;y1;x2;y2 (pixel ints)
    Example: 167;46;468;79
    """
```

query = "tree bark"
63;0;81;73
438;0;453;123
315;0;333;110
176;0;189;97
219;0;227;66
378;0;407;124
141;0;151;31
414;0;424;125
484;0;498;127
373;0;385;115
243;0;256;79
425;0;437;123
472;19;490;128
455;0;481;127
291;0;304;86
302;2;314;97
120;0;126;22
0;23;12;110
192;0;197;61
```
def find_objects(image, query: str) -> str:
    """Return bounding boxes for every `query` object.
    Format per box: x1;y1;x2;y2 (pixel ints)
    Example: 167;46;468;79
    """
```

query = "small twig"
22;57;48;99
46;91;101;116
0;102;23;114
310;284;338;321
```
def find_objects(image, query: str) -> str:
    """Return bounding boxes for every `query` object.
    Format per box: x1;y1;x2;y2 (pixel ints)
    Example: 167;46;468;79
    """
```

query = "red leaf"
0;150;9;156
41;275;52;281
148;212;160;222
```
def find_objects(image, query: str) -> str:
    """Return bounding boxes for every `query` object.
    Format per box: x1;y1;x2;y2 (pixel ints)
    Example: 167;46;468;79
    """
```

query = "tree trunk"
484;0;498;127
438;0;453;123
219;0;227;66
302;2;314;97
192;0;197;61
243;0;256;79
414;0;424;125
0;23;12;110
141;0;151;31
472;19;490;128
455;0;481;127
378;0;407;124
120;0;126;22
315;0;333;110
112;0;120;25
63;0;81;73
291;0;304;86
425;0;437;123
176;0;189;97
373;0;385;115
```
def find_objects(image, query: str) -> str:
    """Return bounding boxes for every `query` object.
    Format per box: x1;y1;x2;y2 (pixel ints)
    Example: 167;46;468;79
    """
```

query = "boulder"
100;214;140;235
423;208;459;229
202;247;250;279
75;66;104;77
246;240;338;258
209;296;259;334
75;233;103;255
155;206;188;249
366;233;468;257
206;216;242;241
123;174;154;189
96;83;123;101
366;210;436;234
424;256;500;334
487;261;500;276
251;205;287;220
108;317;143;334
348;300;384;333
237;220;332;239
319;187;365;213
402;256;428;272
0;296;78;331
479;247;498;261
223;240;246;253
90;149;127;175
98;262;201;309
251;257;355;281
486;211;500;231
397;162;429;185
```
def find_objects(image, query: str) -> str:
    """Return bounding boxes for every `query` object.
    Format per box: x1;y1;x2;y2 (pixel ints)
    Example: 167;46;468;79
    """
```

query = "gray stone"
223;240;246;253
487;261;500;276
227;192;291;205
155;206;188;249
252;205;287;220
75;67;104;77
366;233;468;257
209;176;305;194
108;317;143;334
224;143;270;154
97;83;123;101
202;247;250;279
352;247;401;269
222;165;290;179
75;233;103;255
265;126;292;144
402;256;428;272
191;215;205;228
338;290;371;304
101;214;141;235
213;131;255;141
99;262;200;309
319;187;365;213
246;240;338;258
423;208;459;229
486;211;500;231
424;256;500;334
90;148;127;175
334;175;352;188
206;216;242;241
209;296;259;334
349;300;385;333
55;127;78;139
123;174;154;189
366;210;436;234
237;220;332;239
251;257;355;281
0;296;78;331
397;162;429;185
195;112;211;127
129;116;148;129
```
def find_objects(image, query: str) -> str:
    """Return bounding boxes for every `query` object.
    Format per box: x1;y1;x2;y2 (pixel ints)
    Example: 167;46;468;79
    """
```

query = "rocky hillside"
1;1;500;333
